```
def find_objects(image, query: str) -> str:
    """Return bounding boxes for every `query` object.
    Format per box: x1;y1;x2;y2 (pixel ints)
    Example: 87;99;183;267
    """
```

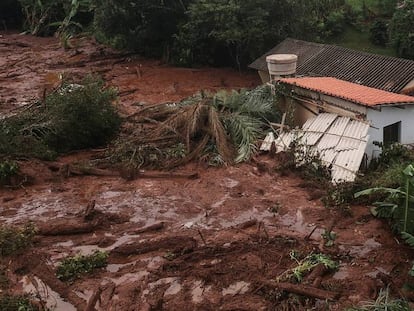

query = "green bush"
0;223;36;257
0;161;19;185
370;19;389;46
43;76;121;152
0;75;121;158
390;0;414;59
56;250;108;282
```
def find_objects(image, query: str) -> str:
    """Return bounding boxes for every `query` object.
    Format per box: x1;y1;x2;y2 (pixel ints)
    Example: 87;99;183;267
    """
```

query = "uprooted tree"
108;85;280;169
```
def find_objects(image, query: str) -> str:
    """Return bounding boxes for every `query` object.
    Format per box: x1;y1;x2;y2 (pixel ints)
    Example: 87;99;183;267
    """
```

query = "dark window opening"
383;121;401;146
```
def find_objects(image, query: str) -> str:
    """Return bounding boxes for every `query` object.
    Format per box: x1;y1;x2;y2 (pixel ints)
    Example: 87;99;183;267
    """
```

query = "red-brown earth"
1;32;413;310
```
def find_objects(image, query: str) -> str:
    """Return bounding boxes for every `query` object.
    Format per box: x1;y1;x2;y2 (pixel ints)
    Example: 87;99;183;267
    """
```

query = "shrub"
56;250;108;282
390;0;414;59
0;223;36;257
43;76;121;152
0;161;19;186
370;19;389;46
0;75;121;158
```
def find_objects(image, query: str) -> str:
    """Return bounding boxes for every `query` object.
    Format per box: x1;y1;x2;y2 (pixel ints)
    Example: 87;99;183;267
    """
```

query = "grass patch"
0;160;19;186
0;223;36;257
56;250;108;282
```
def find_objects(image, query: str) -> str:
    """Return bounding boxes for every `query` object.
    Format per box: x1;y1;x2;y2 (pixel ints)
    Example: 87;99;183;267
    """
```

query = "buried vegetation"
0;75;120;159
0;223;36;257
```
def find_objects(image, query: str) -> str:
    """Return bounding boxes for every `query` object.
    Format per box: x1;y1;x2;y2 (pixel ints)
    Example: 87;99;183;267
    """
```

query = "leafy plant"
56;250;108;282
0;223;37;257
355;164;414;234
278;253;338;283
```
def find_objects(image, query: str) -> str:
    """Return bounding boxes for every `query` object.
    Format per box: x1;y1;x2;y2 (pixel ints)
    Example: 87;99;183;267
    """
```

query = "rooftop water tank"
266;54;298;77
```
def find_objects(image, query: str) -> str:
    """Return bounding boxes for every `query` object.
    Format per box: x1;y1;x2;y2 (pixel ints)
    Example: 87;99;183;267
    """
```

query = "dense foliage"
0;76;120;159
3;0;413;64
390;0;414;59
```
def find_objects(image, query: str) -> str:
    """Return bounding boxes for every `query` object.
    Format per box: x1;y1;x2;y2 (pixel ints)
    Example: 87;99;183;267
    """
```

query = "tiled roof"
249;38;414;94
279;77;414;107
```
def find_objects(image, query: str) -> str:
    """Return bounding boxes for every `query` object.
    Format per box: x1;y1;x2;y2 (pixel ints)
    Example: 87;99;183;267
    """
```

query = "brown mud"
1;32;414;310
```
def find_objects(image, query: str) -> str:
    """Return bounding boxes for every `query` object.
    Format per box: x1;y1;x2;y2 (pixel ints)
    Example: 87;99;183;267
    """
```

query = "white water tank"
266;54;298;78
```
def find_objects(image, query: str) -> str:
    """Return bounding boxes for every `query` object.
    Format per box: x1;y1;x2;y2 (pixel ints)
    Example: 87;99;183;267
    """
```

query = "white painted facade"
366;105;414;158
284;86;414;160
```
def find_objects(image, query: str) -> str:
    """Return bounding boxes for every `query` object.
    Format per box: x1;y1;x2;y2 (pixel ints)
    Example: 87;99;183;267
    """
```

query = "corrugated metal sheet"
260;113;369;183
249;38;414;94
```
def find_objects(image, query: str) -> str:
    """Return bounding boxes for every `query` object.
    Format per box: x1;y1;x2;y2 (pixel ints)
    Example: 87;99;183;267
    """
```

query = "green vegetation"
0;160;19;186
0;295;41;311
347;287;410;311
390;0;414;59
278;252;338;283
0;75;120;159
110;84;279;169
0;223;36;257
56;250;108;282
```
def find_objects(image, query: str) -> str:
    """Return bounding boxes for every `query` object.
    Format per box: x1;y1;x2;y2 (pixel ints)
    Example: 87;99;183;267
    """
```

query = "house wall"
366;105;414;158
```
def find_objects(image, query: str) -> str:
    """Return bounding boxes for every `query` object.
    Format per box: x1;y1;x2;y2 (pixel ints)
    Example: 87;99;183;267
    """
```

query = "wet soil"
1;32;414;310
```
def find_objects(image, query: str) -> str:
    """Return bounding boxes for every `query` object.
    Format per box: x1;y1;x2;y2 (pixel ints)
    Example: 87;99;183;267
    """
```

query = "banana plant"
355;164;414;233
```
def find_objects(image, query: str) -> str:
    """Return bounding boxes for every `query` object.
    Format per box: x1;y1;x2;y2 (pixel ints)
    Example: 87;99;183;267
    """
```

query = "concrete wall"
366;105;414;158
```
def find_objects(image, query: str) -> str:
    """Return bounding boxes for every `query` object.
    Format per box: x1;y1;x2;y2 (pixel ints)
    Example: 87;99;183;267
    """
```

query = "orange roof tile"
279;77;414;107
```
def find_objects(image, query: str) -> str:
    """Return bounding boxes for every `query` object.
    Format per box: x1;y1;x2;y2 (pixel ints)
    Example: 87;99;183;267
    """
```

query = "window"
383;121;401;146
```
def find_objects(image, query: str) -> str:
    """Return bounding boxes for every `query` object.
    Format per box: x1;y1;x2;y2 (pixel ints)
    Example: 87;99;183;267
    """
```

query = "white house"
262;76;414;182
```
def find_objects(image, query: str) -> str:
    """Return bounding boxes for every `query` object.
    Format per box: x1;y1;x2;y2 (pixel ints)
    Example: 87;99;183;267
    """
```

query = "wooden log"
38;219;99;236
112;236;196;256
128;222;165;234
260;280;339;300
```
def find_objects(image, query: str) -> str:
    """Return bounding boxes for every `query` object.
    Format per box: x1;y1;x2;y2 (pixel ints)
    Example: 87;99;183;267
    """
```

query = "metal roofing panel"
260;132;275;151
260;113;368;183
249;38;414;94
336;120;369;151
317;117;350;150
332;139;368;183
302;113;336;145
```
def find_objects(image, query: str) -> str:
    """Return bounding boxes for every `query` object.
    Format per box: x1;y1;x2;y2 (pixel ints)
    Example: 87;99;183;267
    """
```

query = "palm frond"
208;106;234;163
223;113;263;163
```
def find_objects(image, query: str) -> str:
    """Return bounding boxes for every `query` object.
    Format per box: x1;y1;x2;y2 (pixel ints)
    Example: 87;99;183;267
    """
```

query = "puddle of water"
72;245;104;256
191;280;212;304
278;209;322;238
223;178;239;189
219;207;273;228
222;281;250;296
365;266;389;278
21;276;77;311
164;279;182;296
350;238;381;257
54;241;74;248
143;256;165;270
74;289;94;302
333;265;350;280
211;194;229;209
109;271;149;286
